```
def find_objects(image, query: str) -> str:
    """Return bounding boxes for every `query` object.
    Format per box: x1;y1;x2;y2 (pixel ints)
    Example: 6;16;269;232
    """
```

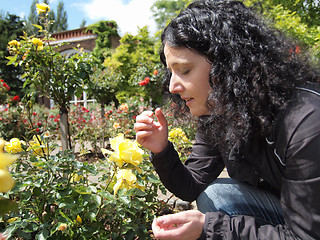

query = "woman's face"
164;44;212;116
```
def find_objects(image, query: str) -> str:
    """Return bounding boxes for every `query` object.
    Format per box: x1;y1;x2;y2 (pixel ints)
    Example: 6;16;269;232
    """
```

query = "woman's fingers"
155;108;168;128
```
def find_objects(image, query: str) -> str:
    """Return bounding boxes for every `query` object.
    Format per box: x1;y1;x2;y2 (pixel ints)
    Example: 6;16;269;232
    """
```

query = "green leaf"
32;24;43;30
37;228;49;240
74;185;92;195
126;188;146;197
146;174;160;184
59;211;73;223
0;198;19;215
6;55;17;65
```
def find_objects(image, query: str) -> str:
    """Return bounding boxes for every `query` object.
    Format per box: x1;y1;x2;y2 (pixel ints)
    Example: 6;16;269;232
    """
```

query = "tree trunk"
59;105;70;151
100;103;105;148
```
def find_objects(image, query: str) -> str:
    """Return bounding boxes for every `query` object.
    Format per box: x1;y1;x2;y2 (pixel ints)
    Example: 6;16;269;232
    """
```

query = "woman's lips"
184;98;194;106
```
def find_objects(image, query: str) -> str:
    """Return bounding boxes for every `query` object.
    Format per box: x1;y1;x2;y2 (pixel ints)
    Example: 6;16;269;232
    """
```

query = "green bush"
0;133;168;239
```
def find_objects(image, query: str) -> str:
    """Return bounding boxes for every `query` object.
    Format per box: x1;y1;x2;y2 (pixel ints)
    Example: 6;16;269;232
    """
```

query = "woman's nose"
169;74;184;94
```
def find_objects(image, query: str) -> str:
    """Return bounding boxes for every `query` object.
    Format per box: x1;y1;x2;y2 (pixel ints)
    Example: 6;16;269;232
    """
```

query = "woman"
134;0;320;239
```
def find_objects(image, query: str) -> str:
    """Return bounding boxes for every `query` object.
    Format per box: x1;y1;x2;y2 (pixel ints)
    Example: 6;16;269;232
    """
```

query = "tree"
26;0;68;34
25;0;39;35
54;1;68;32
151;0;192;30
247;0;320;27
7;6;92;151
103;27;163;105
244;0;320;63
86;20;119;64
0;13;25;97
80;19;87;28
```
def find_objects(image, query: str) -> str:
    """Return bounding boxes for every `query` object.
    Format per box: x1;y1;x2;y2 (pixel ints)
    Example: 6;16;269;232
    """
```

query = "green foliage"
6;9;93;150
7;11;92;110
246;0;320;27
0;13;25;97
103;27;163;105
55;1;68;32
86;20;119;64
151;0;193;30
0;133;168;239
244;0;320;63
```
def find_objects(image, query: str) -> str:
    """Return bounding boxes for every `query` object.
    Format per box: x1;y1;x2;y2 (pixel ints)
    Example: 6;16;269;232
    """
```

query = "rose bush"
0;132;170;239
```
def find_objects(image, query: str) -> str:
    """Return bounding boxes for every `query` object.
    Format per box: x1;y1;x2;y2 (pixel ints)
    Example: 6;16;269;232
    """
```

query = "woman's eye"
183;69;190;75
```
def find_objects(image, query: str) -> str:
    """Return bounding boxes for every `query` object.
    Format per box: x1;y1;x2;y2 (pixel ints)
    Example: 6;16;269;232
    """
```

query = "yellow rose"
113;169;137;194
8;40;21;47
0;169;15;193
36;3;50;14
168;127;189;143
31;38;44;51
5;138;24;154
101;134;144;167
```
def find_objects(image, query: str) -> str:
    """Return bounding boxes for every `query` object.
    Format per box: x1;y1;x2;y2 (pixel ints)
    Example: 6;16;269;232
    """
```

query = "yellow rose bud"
58;223;67;232
76;215;82;224
0;169;15;193
7;217;19;223
36;3;50;14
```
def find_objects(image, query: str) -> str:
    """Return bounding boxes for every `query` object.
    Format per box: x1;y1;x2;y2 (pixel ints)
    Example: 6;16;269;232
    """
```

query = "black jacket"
151;85;320;239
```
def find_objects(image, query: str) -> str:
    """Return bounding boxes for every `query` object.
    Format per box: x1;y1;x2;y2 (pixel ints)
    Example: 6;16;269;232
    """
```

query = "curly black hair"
160;0;319;151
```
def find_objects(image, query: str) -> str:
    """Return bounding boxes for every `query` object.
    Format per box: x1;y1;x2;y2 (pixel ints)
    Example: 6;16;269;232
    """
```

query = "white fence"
49;91;96;109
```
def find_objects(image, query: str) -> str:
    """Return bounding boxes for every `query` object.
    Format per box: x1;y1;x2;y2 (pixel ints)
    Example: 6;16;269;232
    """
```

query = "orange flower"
113;122;120;129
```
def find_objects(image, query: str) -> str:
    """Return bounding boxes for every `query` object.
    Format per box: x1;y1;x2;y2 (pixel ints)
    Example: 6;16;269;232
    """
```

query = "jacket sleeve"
202;97;320;240
150;124;225;202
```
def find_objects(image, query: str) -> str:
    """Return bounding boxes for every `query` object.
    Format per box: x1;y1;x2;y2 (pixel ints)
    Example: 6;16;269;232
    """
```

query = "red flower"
139;77;150;86
3;82;10;91
37;122;42;126
50;115;54;118
33;112;37;116
35;128;40;132
0;79;3;82
13;95;20;101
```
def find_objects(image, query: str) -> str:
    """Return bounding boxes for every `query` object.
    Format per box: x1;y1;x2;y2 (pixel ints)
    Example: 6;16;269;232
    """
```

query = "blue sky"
0;0;157;36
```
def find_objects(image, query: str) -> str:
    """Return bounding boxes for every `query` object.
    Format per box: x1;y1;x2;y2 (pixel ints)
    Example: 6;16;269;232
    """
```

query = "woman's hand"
152;210;205;240
134;108;168;154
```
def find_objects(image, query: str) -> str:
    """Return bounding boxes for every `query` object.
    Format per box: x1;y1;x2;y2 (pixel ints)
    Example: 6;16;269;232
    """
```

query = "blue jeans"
196;178;284;226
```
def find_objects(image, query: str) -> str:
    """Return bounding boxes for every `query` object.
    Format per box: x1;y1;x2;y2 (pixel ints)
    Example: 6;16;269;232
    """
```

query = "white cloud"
79;0;157;36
